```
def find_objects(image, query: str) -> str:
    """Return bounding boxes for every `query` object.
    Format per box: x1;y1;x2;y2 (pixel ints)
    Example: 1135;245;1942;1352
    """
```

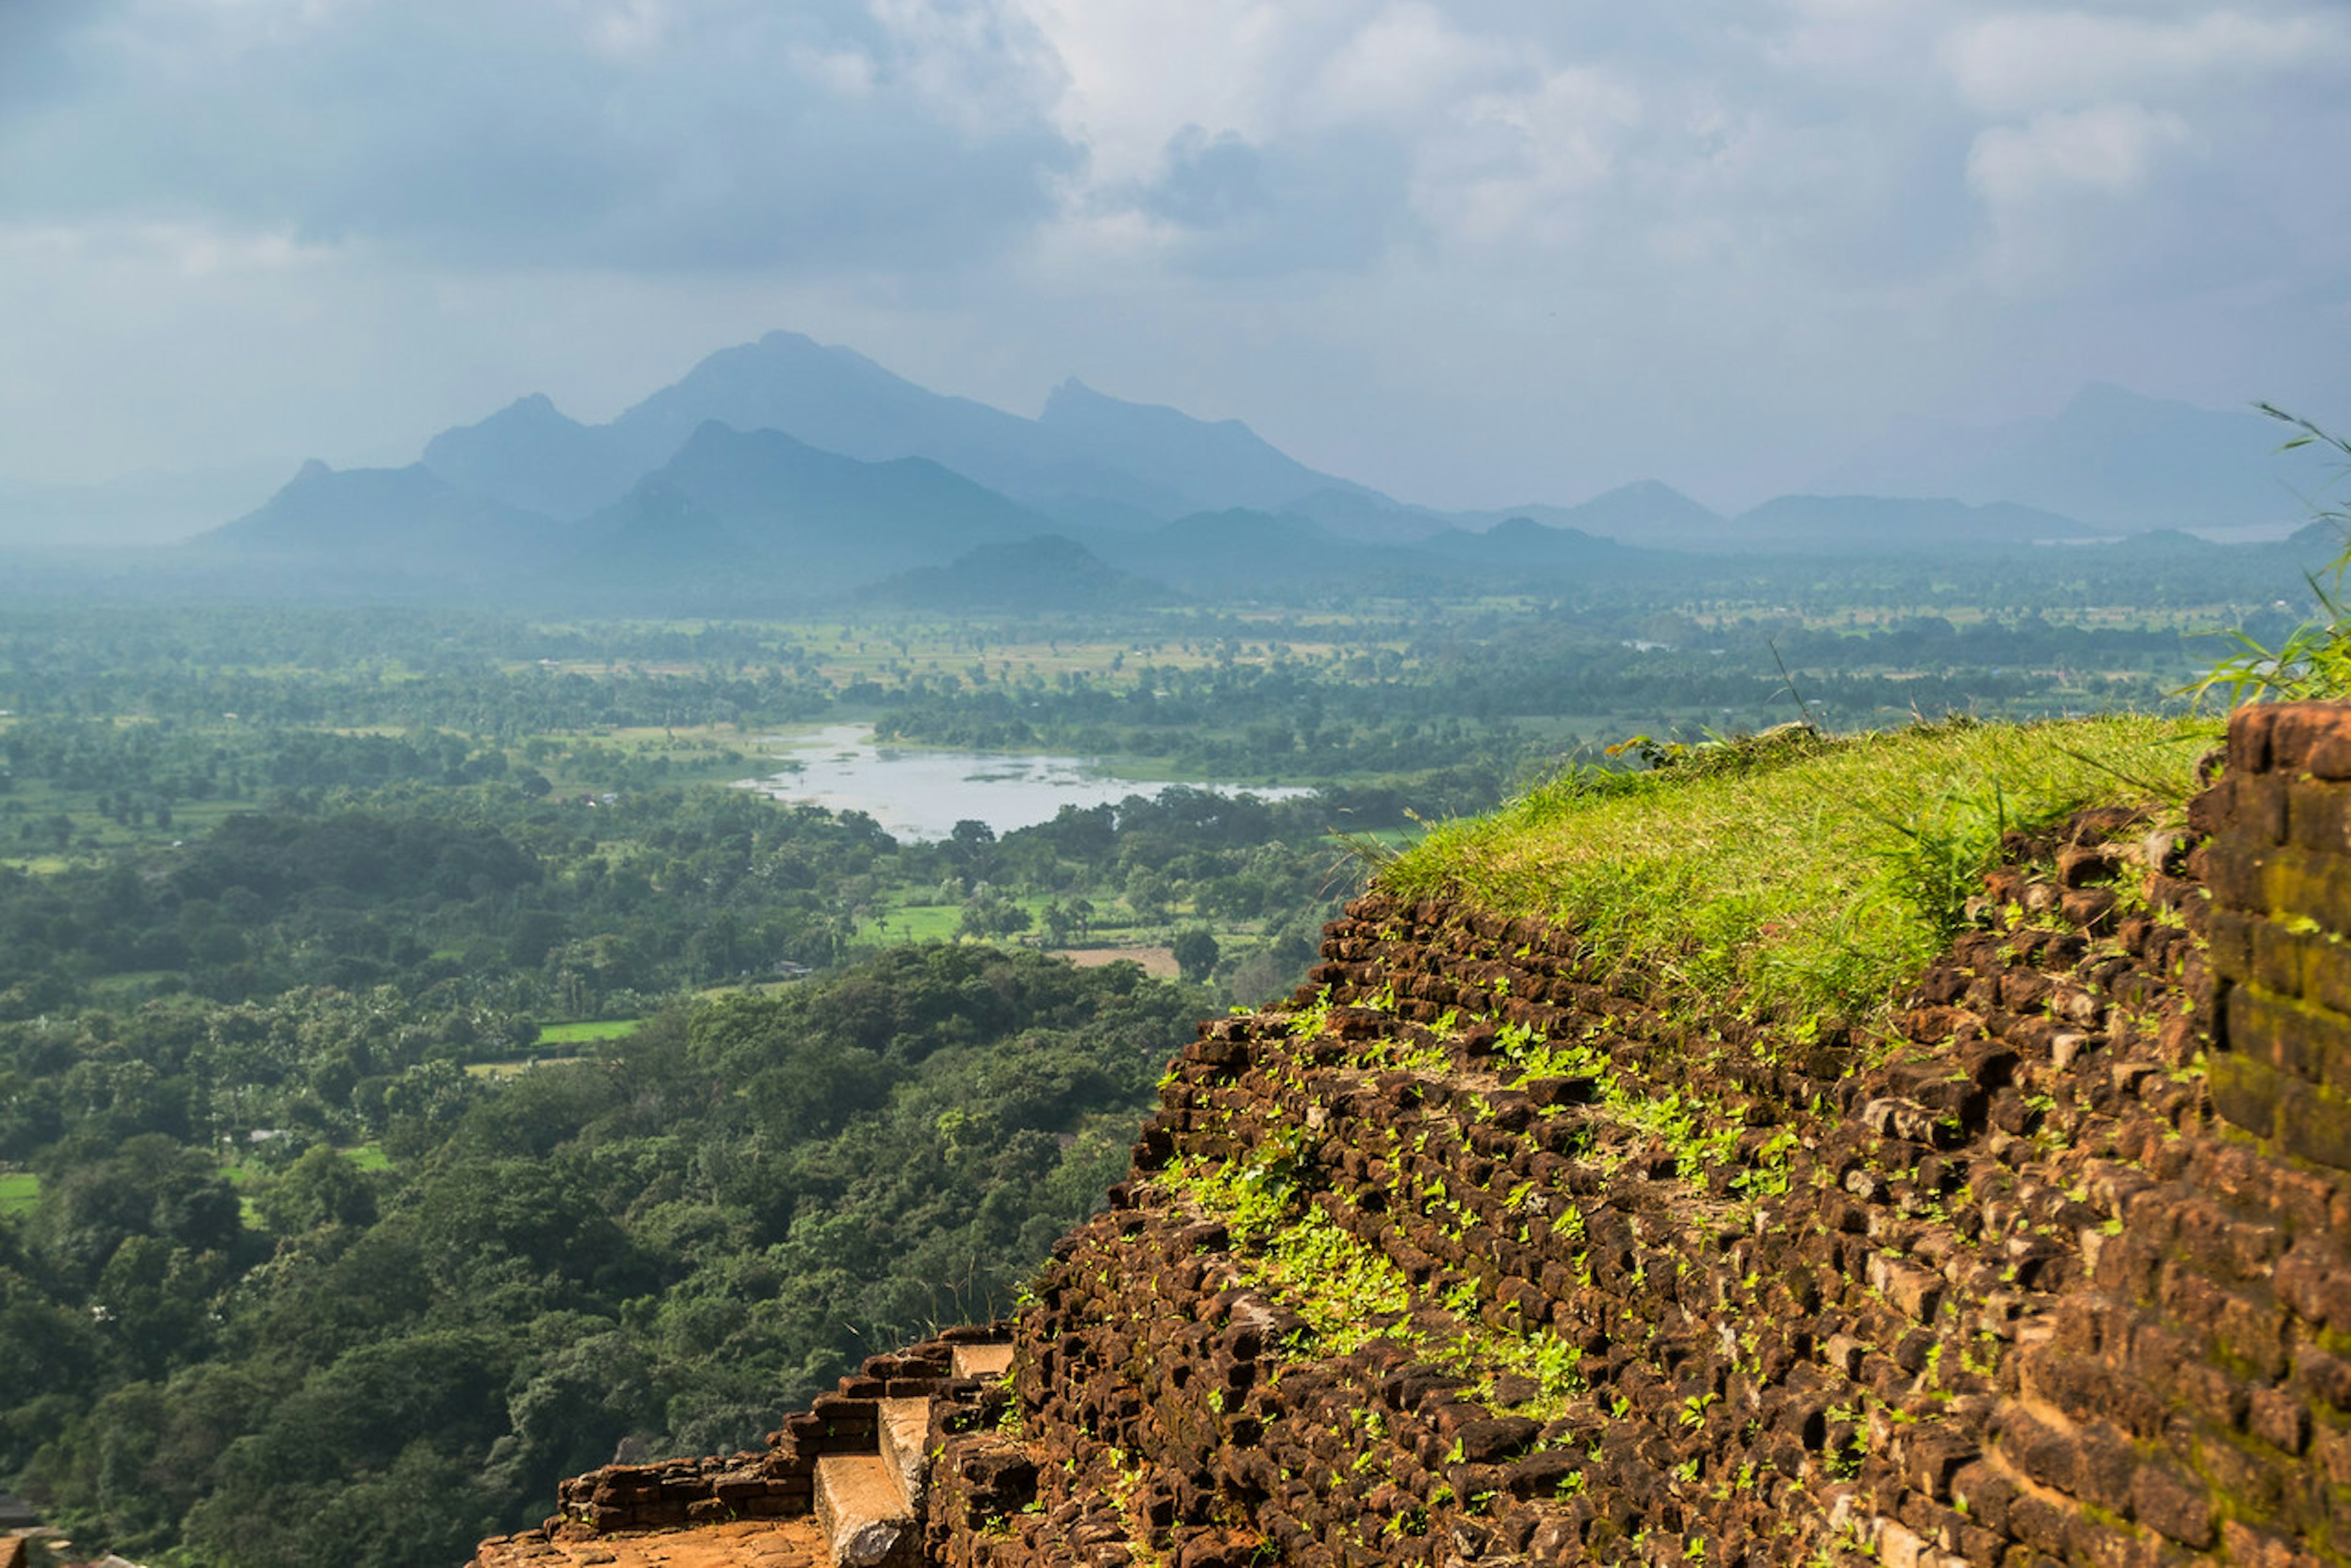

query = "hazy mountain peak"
293;458;333;484
1583;479;1719;514
701;329;916;397
422;392;636;522
443;391;580;436
1041;378;1247;434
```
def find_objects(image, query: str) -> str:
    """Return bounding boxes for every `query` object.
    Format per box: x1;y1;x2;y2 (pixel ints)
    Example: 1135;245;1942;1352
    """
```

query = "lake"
740;724;1311;839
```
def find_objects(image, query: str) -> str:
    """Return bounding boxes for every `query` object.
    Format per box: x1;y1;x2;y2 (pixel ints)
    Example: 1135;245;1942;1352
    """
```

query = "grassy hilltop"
1385;713;2218;1026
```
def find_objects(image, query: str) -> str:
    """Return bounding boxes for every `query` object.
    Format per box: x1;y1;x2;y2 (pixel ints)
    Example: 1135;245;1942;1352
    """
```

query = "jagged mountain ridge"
422;330;1378;531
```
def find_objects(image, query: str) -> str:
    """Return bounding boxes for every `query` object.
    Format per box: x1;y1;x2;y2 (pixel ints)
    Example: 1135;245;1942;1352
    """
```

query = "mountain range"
4;328;2318;603
420;330;1375;531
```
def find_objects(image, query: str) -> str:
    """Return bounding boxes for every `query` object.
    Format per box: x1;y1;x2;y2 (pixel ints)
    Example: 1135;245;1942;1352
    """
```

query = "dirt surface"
1048;945;1179;978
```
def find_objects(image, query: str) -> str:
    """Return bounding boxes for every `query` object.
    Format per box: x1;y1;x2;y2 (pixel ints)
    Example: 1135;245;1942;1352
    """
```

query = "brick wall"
2200;701;2351;1170
927;779;2351;1566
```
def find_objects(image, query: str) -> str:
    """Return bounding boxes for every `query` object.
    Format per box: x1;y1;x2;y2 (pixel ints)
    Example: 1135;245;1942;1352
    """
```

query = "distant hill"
1534;481;1728;550
1280;487;1460;545
1958;385;2301;531
1812;385;2309;533
864;535;1178;611
421;394;648;523
1033;378;1384;522
602;332;1044;508
195;460;563;590
1415;514;1644;570
1085;509;1375;596
566;421;1051;593
543;481;753;604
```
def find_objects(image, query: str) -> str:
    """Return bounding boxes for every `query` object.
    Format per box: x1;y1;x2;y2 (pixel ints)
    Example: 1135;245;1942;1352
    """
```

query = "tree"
1172;928;1220;983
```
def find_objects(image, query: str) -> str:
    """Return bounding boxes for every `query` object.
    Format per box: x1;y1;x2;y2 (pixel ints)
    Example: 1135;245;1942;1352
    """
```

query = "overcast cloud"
1;0;2344;511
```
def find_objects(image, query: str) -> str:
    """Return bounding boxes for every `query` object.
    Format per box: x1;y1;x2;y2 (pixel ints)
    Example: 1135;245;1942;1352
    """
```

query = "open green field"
860;903;966;944
0;1171;37;1216
536;1018;645;1045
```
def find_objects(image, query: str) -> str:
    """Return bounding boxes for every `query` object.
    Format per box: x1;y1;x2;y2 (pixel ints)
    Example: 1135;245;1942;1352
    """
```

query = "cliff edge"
473;703;2351;1567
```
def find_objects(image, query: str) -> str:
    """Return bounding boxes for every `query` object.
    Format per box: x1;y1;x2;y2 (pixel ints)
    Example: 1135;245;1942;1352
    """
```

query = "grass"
536;1018;645;1045
1382;714;2216;1026
862;903;969;943
0;1171;37;1217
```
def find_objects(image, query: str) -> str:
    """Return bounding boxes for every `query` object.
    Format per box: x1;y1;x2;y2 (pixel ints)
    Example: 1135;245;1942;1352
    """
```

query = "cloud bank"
1;0;2344;510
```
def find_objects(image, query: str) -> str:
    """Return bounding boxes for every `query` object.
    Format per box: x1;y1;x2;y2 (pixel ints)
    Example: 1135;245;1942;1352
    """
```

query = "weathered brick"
2248;1389;2311;1457
2225;985;2351;1090
2205;909;2257;983
2130;1459;2216;1550
2237;773;2292;848
2208;1051;2287;1141
2250;920;2316;999
2278;1078;2351;1172
2260;844;2351;936
2290;779;2351;853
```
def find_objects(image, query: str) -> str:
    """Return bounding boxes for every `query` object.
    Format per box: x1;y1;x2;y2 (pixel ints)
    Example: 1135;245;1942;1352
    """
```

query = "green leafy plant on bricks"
1158;1149;1587;1418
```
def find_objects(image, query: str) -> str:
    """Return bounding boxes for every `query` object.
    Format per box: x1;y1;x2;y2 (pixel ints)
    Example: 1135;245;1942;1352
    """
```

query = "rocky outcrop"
476;702;2351;1566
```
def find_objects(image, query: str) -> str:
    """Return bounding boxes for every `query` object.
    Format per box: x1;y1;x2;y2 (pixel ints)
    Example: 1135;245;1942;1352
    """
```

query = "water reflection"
740;723;1309;840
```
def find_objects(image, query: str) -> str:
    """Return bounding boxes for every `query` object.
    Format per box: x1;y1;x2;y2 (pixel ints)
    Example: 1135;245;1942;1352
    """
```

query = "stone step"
876;1397;933;1514
950;1342;1014;1381
814;1454;915;1568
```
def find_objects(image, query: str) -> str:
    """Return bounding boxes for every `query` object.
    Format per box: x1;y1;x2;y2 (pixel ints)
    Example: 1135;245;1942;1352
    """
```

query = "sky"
0;0;2345;514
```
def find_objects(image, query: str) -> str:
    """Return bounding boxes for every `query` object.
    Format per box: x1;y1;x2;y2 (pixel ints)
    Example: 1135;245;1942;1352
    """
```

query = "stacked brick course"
2199;702;2351;1169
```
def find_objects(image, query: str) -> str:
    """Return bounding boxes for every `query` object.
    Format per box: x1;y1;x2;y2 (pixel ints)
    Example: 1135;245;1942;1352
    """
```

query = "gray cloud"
0;0;1079;271
1124;126;1415;276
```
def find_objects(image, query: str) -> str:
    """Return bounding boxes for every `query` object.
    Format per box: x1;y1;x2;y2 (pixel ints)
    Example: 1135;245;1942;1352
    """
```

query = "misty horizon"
0;1;2342;530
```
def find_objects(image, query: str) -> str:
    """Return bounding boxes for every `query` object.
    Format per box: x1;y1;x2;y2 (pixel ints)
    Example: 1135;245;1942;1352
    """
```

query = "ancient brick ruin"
471;701;2351;1567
